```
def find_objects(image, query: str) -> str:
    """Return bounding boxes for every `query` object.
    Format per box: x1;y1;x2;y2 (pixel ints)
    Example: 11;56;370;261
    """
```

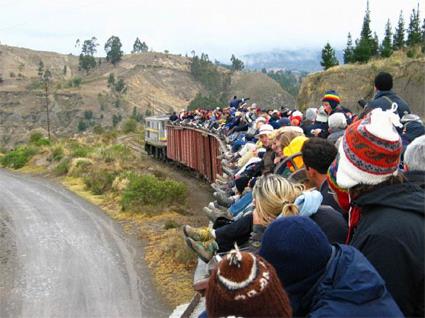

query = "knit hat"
206;247;292;318
336;107;402;188
322;90;341;109
327;158;350;212
289;110;303;126
255;124;274;137
259;217;332;288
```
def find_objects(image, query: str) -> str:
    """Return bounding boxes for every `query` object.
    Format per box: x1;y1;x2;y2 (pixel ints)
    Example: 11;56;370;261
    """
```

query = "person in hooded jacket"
259;216;403;317
403;134;425;189
333;107;424;317
361;72;411;119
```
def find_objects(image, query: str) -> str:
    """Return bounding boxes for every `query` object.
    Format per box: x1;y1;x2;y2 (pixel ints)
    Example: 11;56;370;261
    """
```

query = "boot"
185;237;218;263
183;225;214;242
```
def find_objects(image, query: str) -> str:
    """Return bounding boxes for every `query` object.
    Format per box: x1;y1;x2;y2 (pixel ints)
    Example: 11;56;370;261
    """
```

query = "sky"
0;0;422;61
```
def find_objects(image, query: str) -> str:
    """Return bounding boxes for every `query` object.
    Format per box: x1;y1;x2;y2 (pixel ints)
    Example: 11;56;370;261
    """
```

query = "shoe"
216;174;229;181
185;237;218;263
204;206;232;222
183;224;213;242
211;183;229;192
213;191;234;207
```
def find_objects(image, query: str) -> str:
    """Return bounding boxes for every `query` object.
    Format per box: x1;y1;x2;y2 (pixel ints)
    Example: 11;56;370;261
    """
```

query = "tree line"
321;1;425;70
76;36;149;73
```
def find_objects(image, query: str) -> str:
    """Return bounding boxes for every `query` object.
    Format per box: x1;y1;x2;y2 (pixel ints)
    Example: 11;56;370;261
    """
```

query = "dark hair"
301;138;337;174
374;72;393;91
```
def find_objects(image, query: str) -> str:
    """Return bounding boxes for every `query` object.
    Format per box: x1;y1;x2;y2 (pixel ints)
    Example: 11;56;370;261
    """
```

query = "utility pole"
42;69;52;141
44;81;51;140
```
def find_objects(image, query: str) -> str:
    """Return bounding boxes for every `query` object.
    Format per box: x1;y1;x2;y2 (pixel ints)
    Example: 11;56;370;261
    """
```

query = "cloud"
0;0;421;60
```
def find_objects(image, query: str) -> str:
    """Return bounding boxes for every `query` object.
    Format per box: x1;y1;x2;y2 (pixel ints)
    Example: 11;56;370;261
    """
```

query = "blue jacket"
294;245;403;317
367;90;411;118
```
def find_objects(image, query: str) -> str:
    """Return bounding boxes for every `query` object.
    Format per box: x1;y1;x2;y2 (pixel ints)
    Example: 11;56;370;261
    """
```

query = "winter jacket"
404;170;425;189
402;121;425;146
327;129;345;145
295;244;403;317
366;90;411;118
350;182;424;317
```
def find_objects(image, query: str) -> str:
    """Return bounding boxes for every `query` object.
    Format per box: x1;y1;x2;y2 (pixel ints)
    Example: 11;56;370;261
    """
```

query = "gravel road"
0;169;169;318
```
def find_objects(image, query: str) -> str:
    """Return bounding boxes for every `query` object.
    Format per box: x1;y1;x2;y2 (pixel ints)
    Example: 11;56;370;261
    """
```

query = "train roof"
145;115;170;121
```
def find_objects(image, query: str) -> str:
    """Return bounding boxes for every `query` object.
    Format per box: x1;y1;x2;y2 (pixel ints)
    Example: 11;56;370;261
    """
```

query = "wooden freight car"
144;115;224;182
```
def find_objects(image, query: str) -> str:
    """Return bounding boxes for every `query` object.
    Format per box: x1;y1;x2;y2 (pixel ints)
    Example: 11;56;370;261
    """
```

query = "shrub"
123;118;137;133
121;174;187;212
68;158;93;177
100;144;132;163
69;143;92;158
51;146;64;161
29;132;44;143
93;125;104;134
164;220;180;230
54;158;70;175
78;120;88;132
0;146;38;169
84;169;116;195
84;110;93;120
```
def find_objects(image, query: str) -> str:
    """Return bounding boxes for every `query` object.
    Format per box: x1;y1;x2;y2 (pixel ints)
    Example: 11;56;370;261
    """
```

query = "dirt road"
0;169;169;318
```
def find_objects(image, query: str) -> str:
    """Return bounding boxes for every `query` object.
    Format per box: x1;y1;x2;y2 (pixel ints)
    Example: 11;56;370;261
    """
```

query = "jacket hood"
303;245;403;316
354;182;424;217
317;245;387;303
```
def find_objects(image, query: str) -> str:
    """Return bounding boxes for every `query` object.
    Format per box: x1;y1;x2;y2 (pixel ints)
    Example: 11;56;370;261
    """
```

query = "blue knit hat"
259;217;332;287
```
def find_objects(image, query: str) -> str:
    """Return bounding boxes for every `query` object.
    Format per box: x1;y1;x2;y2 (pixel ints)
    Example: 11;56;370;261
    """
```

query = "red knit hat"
336;107;403;188
206;248;292;318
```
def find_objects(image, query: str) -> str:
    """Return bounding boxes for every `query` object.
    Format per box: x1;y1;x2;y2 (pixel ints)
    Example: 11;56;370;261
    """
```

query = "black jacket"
350;182;424;317
310;206;347;244
404;170;425;189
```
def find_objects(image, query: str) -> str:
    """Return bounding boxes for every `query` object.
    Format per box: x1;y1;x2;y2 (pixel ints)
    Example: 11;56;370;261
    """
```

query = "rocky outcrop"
297;53;425;118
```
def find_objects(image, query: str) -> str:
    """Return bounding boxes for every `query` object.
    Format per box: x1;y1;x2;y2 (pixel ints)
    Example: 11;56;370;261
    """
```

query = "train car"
144;115;169;160
144;115;224;182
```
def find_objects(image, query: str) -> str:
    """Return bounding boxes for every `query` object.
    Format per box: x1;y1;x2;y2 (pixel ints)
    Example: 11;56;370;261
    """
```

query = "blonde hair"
253;174;305;226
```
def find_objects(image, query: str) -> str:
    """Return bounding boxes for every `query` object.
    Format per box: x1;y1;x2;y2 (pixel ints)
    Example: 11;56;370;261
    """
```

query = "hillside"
297;52;425;118
0;45;294;146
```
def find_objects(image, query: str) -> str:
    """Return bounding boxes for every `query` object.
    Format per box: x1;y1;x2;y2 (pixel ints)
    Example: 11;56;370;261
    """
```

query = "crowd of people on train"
169;72;424;317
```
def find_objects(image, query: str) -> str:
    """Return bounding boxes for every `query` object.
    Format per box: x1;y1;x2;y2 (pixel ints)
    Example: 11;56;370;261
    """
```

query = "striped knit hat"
336;107;402;188
322;90;341;109
206;247;292;318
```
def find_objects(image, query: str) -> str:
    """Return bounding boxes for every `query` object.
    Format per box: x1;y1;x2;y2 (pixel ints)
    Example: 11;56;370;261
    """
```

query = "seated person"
260;217;403;317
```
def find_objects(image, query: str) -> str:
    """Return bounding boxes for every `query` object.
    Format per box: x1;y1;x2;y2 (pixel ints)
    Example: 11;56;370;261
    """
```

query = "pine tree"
380;19;393;58
353;1;375;63
407;5;422;47
371;32;379;56
360;0;372;41
393;11;405;50
320;42;339;70
343;33;355;63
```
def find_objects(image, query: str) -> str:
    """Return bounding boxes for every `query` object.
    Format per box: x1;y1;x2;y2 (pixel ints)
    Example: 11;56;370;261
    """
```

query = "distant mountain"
242;48;343;73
